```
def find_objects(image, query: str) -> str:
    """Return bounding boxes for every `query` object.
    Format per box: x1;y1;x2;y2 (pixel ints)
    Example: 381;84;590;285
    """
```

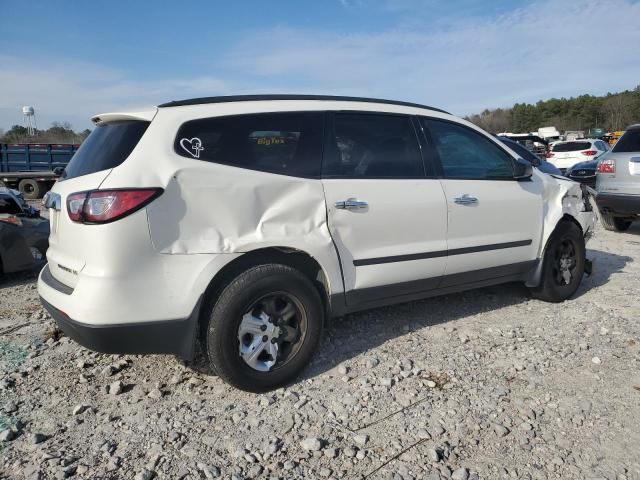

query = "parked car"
0;187;49;276
496;136;562;175
565;158;598;188
595;124;640;231
546;139;609;172
38;95;596;392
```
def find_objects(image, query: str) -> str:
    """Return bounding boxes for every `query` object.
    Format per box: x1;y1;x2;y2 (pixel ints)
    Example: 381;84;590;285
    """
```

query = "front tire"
205;264;324;392
530;220;585;303
599;211;632;231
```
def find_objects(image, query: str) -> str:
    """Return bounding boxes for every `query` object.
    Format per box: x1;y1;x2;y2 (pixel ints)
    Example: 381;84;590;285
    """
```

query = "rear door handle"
454;194;478;205
335;198;368;211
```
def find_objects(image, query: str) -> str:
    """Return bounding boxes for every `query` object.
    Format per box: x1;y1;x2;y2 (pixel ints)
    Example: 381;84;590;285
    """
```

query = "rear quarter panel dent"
146;166;343;295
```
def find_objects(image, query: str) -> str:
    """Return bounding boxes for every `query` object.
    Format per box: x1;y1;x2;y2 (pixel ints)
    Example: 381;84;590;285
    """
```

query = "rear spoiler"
91;108;157;126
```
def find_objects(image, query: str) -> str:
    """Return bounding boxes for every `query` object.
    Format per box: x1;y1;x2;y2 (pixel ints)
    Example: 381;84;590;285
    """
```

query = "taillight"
597;159;615;174
581;150;597;156
66;188;162;224
546;152;554;158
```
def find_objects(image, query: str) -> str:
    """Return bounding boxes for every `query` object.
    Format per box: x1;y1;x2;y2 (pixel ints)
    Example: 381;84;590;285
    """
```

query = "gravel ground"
1;221;639;480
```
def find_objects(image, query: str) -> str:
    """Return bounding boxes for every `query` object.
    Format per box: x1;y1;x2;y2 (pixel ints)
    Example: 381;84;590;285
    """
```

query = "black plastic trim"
40;296;202;360
353;240;532;266
595;192;640;216
338;260;538;316
342;260;536;311
41;264;74;295
158;94;450;114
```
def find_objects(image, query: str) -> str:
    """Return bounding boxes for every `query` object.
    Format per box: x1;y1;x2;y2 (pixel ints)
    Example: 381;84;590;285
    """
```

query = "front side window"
174;112;323;177
425;119;514;179
323;113;423;178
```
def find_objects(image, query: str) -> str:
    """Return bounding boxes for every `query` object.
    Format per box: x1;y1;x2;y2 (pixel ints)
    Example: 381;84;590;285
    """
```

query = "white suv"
546;138;610;172
38;95;596;392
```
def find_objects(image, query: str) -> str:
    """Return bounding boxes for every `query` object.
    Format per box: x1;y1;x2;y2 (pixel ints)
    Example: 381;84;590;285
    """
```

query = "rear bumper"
595;193;640;216
40;296;201;359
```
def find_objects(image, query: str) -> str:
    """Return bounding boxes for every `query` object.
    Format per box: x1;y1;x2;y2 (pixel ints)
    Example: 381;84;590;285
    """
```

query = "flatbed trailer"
0;143;78;199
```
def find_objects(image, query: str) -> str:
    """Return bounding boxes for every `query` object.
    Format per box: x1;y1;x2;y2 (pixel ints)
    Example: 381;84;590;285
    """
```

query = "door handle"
454;194;478;205
335;198;368;211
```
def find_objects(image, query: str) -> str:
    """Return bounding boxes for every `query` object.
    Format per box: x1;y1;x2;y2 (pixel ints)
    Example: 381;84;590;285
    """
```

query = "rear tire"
530;220;585;303
205;264;324;392
18;179;41;200
599;211;631;231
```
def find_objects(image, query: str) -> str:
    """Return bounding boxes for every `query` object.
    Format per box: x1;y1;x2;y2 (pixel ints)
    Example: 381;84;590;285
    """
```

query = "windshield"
63;120;150;180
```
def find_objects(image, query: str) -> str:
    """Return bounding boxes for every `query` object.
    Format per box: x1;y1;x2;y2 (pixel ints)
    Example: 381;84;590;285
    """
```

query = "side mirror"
53;167;65;176
513;158;533;180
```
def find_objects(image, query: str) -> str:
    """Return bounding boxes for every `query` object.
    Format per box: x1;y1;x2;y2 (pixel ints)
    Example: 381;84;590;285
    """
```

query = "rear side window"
425;119;514;179
552;141;591;152
174;112;323;177
323;113;423;178
612;129;640;153
63;121;149;180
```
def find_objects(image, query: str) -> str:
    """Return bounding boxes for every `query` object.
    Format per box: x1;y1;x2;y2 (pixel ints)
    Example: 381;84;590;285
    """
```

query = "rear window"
174;112;323;177
552;141;591;152
612;129;640;153
62;120;149;180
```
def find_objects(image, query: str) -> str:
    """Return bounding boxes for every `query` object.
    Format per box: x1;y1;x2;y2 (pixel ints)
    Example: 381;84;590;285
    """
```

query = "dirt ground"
1;221;639;480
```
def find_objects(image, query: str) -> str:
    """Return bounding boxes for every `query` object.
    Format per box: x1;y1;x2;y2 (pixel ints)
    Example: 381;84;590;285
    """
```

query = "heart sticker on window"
180;137;205;158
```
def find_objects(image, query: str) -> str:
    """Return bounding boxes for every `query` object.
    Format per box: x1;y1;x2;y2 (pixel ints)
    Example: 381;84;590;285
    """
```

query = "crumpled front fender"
525;175;596;287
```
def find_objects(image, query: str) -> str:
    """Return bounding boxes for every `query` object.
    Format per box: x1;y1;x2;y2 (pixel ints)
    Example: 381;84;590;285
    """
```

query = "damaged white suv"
39;95;595;392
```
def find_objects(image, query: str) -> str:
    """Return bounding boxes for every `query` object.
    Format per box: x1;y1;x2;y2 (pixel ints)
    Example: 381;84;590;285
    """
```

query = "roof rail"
157;94;449;114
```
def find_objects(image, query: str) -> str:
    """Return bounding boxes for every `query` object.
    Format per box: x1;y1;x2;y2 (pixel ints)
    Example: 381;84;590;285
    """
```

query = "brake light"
0;215;22;226
597;159;615;174
66;188;163;224
546;152;554;158
581;150;597;156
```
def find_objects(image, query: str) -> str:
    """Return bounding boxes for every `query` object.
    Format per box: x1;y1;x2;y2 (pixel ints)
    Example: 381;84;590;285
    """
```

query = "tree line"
465;86;640;134
0;122;91;144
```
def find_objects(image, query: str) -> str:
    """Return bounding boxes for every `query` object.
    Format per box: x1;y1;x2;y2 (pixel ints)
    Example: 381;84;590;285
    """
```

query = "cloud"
0;56;233;130
226;0;640;115
1;0;639;130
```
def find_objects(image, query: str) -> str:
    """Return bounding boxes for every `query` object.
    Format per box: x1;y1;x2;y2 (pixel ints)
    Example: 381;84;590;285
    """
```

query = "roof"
157;94;449;114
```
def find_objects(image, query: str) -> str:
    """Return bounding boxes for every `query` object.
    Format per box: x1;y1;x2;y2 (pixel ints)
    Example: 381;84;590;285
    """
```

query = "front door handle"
335;198;368;211
454;194;478;205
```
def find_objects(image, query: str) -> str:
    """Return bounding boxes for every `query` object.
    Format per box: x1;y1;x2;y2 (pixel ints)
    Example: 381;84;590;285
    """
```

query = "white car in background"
546;138;610;172
38;95;596;392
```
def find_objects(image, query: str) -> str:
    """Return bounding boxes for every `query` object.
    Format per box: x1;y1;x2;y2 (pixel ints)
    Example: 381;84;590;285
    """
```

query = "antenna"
22;106;37;136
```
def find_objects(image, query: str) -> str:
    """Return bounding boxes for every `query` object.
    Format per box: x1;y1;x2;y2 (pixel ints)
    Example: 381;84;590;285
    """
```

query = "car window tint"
64;121;149;180
0;195;22;215
552;141;591;152
174;112;323;177
426;119;514;179
612;130;640;153
499;138;538;164
323;113;423;178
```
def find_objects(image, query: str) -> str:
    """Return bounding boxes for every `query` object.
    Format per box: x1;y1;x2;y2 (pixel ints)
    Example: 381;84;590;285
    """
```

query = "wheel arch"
196;247;337;347
525;214;583;288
